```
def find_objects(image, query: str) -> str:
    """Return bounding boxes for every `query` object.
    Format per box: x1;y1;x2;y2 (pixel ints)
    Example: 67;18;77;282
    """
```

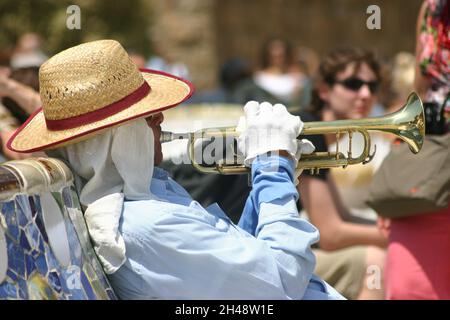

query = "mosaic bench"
0;157;117;300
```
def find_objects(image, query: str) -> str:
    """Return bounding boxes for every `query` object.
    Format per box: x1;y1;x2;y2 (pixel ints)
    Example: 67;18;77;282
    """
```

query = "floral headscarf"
418;0;449;91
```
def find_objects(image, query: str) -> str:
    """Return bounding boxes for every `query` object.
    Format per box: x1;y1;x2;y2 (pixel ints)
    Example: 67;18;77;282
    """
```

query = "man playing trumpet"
7;40;343;299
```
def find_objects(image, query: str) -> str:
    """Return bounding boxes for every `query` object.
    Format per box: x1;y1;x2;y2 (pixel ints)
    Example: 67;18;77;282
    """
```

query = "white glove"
237;101;315;167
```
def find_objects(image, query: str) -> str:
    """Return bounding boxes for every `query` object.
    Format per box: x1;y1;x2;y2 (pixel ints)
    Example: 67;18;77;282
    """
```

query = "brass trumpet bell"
161;92;425;175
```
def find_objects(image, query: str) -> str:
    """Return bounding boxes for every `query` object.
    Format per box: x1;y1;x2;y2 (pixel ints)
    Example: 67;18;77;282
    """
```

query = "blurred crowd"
0;0;448;300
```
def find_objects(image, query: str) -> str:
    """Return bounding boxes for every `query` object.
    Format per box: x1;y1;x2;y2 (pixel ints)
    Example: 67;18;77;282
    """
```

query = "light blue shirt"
108;155;344;300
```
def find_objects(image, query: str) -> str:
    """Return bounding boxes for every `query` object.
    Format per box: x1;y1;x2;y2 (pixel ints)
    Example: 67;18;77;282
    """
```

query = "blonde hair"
391;52;415;100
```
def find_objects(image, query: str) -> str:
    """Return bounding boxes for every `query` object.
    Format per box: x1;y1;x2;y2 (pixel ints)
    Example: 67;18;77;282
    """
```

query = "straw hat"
7;39;194;153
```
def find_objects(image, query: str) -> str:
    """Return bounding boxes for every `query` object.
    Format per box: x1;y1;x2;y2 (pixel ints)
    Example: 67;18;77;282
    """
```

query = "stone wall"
215;0;422;69
148;0;217;90
149;0;423;90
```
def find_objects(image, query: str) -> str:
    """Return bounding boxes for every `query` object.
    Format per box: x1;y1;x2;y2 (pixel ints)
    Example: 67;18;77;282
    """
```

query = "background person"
379;0;450;300
0;65;41;160
294;46;388;299
0;33;45;161
251;37;309;109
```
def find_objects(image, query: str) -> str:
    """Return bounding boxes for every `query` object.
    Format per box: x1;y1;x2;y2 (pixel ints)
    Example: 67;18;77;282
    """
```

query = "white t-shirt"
254;72;302;102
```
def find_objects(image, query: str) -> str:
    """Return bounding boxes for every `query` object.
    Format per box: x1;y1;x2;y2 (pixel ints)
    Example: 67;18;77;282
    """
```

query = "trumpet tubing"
161;92;425;175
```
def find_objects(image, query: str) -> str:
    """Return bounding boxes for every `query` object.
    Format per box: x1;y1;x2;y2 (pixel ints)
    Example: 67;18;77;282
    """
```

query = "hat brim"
7;69;194;153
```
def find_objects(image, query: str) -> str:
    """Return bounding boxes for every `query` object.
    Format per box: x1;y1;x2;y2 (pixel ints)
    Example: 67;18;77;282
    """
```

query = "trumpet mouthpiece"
160;131;190;143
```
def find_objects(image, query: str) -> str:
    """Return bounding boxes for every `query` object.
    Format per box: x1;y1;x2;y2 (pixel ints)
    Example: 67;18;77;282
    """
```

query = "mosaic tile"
19;231;31;252
70;188;81;209
29;196;37;219
33;197;43;219
17;195;32;216
1;201;15;217
0;281;18;298
17;277;28;299
34;255;48;276
38;236;45;254
25;254;35;278
30;248;40;259
4;203;19;242
67;208;92;256
27;271;58;300
6;269;17;282
48;271;62;293
64;219;82;266
45;248;59;271
80;268;97;300
62;187;73;209
1;162;117;300
8;243;25;278
24;223;40;252
16;198;30;228
33;209;48;243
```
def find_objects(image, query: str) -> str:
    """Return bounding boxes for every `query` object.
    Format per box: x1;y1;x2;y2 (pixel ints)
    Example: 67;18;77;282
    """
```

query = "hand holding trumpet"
236;101;315;166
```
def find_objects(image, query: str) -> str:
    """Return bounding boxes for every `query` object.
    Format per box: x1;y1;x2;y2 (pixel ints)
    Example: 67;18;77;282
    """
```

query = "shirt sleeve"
239;154;301;234
116;156;320;300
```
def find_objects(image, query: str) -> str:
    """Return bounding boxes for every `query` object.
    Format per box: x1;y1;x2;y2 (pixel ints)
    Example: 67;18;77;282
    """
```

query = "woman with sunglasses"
293;46;388;299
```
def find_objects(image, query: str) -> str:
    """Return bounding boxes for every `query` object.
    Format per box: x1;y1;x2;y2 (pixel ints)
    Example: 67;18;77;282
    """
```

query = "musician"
7;40;343;299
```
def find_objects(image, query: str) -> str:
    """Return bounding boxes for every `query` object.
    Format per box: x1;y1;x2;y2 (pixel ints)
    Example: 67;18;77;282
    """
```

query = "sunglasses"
334;78;379;93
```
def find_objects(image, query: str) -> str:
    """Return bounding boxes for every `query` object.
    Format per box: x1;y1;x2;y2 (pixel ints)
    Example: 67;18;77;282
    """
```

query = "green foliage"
0;0;154;58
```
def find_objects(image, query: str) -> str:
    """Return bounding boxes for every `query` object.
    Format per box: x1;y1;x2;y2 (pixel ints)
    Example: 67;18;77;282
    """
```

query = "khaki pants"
314;246;367;300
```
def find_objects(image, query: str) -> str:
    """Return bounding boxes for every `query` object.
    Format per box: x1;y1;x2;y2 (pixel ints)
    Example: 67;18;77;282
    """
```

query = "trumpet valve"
309;168;321;175
362;144;377;165
347;131;353;159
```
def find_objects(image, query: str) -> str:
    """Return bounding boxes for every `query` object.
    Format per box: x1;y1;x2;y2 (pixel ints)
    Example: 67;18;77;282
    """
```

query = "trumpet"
161;92;425;175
